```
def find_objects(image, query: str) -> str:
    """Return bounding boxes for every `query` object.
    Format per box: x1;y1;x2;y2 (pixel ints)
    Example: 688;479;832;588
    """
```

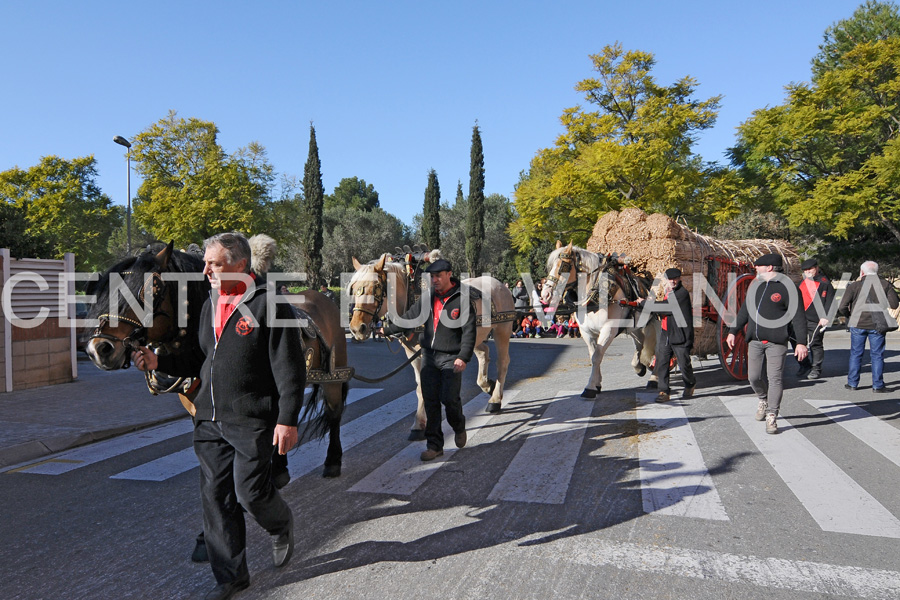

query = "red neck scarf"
215;273;255;340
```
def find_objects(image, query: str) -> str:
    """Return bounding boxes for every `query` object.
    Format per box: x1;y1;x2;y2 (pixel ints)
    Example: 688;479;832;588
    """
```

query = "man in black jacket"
133;232;303;600
726;254;808;435
796;258;835;379
382;259;476;461
647;268;696;402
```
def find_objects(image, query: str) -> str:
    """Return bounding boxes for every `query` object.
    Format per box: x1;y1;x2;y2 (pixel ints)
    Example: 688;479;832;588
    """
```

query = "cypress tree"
465;123;485;275
422;169;441;250
301;124;325;287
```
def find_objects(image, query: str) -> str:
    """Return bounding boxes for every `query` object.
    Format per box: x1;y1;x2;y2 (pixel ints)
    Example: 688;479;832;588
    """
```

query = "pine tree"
465;124;485;275
301;124;325;287
422;169;441;250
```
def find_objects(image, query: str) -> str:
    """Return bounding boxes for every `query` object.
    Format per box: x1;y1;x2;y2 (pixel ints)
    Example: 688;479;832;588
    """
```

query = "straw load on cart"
585;208;801;358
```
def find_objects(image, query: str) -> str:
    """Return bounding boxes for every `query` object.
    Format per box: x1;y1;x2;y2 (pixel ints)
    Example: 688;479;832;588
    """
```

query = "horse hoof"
646;380;658;390
408;429;426;441
322;464;341;478
580;388;599;399
486;402;501;413
635;364;646;377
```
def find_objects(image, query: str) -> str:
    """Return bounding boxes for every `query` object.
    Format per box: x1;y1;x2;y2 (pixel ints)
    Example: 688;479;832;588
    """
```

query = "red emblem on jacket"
235;316;254;336
450;308;460;319
770;293;782;302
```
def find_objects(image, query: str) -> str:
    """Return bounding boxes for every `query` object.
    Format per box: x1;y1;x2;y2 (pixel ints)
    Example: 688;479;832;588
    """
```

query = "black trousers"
653;341;696;393
799;320;825;371
420;351;465;451
194;420;292;585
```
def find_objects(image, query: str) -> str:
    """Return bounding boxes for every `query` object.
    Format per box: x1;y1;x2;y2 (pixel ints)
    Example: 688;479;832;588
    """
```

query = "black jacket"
731;276;808;346
157;277;307;429
652;282;694;347
799;272;836;323
838;275;900;330
383;280;477;362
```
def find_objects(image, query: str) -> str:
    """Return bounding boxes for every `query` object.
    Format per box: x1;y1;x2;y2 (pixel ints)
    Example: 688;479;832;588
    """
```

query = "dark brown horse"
84;242;351;478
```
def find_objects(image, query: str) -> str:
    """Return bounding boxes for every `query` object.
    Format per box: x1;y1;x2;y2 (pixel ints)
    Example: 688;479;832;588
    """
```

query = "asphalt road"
2;332;900;600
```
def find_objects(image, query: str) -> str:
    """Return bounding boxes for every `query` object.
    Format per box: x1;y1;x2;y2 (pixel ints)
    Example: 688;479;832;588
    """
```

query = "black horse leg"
321;382;346;478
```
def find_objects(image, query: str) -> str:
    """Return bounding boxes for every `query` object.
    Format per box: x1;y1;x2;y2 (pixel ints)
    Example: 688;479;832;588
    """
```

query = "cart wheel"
717;274;755;380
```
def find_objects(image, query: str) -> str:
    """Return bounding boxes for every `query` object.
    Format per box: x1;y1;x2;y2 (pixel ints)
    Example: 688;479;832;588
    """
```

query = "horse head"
348;254;394;341
85;242;206;370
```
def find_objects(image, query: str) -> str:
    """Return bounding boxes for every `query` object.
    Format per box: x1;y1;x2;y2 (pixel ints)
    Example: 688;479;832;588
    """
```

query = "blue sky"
1;0;863;229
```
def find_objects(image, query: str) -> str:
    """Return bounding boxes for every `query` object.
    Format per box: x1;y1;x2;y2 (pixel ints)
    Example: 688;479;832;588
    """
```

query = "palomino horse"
542;241;658;398
348;252;515;440
84;242;351;478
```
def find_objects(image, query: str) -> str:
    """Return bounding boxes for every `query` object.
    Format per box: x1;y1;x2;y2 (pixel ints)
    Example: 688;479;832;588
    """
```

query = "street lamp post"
113;135;132;254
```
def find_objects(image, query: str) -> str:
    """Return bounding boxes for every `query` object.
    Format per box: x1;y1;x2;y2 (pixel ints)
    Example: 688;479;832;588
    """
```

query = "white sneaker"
765;413;778;435
755;400;768;421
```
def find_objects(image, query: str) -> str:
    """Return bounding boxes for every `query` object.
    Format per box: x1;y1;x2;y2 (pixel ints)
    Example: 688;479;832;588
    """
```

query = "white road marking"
487;391;592;504
348;391;520;496
722;395;900;538
806;398;900;467
635;393;729;520
109;387;383;481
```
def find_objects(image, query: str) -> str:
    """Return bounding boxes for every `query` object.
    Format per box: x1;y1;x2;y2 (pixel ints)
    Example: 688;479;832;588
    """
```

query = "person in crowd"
512;279;530;334
567;314;580;338
381;259;476;461
837;260;900;393
796;258;835;379
644;268;696;402
551;315;569;338
726;253;808;435
518;315;543;338
319;283;338;303
132;232;302;600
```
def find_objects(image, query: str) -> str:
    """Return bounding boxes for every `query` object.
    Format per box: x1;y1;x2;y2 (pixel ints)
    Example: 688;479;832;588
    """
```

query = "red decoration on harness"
770;293;782;302
235;316;254;336
450;308;460;319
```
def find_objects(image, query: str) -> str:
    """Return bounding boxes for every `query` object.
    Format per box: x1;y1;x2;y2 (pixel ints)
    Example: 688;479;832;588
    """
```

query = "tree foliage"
812;0;900;81
131;111;275;246
0;200;53;259
319;205;412;284
736;36;900;243
0;155;119;270
324;176;379;211
511;44;738;251
299;124;325;287
465;125;486;274
422;169;441;250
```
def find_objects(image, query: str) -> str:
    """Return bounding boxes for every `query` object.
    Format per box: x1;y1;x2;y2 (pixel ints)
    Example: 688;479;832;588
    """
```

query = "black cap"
800;258;818;270
754;254;783;267
664;268;682;279
425;259;452;273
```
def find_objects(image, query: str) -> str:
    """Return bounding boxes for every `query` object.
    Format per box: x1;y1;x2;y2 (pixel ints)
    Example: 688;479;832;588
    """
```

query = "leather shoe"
420;448;444;461
873;387;890;394
655;391;670;403
682;387;695;399
272;512;294;568
204;579;249;600
844;384;858;390
808;369;820;379
454;430;467;448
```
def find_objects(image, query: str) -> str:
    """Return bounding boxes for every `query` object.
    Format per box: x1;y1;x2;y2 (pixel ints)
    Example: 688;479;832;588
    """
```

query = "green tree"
0;201;53;258
320;205;412;284
736;36;900;243
324;176;379;211
300;124;325;287
130;111;275;246
511;44;737;251
465;124;486;274
812;0;900;81
422;169;441;250
0;156;119;270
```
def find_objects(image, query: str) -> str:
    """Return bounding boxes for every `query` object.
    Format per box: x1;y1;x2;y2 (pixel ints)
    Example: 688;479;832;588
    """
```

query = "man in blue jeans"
837;261;900;393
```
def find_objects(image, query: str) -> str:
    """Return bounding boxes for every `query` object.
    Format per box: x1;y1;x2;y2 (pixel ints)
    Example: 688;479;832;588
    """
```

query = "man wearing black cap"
382;258;476;460
796;258;835;379
646;267;696;402
726;253;808;434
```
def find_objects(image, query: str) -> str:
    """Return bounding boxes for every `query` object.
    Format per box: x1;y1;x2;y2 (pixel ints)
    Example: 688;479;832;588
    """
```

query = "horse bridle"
351;270;387;319
88;271;185;368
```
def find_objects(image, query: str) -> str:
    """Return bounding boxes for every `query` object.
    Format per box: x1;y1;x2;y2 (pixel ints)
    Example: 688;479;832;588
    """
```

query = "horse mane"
349;254;406;287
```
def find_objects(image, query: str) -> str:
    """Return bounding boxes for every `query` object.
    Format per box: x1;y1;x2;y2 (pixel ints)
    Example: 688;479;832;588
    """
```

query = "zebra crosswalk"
6;383;900;541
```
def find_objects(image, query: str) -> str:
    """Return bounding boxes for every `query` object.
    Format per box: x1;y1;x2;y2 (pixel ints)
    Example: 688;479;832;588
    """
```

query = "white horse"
349;252;515;440
542;241;658;398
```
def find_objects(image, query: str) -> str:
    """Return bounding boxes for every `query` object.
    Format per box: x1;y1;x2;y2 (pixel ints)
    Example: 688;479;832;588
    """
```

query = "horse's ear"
156;241;175;269
374;254;387;272
556;240;563;249
352;256;362;271
565;242;573;252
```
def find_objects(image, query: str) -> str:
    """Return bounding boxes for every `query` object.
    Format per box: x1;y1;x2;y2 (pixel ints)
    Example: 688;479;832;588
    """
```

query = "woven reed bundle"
585;208;802;356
